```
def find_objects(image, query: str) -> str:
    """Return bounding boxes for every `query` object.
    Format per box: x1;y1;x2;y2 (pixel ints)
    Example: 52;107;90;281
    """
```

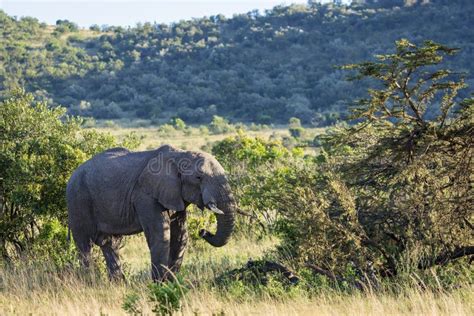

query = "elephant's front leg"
148;212;171;282
135;196;171;282
169;211;188;273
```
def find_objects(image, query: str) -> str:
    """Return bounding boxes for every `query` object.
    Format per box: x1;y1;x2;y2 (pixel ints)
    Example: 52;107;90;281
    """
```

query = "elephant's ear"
138;150;185;212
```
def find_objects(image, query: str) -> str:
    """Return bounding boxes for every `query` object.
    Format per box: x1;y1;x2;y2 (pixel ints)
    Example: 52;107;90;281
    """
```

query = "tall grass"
1;235;472;315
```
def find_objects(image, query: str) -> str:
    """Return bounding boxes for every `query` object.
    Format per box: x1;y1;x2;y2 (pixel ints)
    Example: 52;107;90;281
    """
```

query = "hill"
1;0;473;125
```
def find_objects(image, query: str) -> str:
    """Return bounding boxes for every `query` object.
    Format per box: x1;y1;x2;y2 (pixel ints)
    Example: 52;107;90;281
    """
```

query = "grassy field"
103;126;288;151
90;124;324;152
1;234;472;315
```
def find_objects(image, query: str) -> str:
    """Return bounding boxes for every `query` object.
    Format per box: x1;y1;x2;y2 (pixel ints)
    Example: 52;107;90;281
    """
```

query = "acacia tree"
333;39;473;273
237;39;474;279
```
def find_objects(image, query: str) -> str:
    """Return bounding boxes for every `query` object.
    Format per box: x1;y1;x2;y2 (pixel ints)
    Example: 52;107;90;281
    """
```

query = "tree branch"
237;208;267;233
305;263;365;290
305;263;340;282
418;246;474;269
246;260;300;285
394;80;424;124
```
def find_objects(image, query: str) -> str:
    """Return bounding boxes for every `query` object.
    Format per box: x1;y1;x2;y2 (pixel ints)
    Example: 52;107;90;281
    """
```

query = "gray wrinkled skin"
66;145;235;281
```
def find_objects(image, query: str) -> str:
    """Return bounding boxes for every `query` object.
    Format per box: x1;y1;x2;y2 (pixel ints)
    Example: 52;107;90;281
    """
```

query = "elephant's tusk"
207;202;224;215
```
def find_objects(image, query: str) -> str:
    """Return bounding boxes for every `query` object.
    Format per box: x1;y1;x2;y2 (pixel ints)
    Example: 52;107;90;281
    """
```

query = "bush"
147;277;188;316
157;124;176;135
212;132;303;234
288;117;304;138
276;41;473;277
186;207;216;241
29;219;76;268
213;131;294;170
123;278;188;316
55;19;78;32
122;292;141;315
81;117;96;128
103;120;118;128
198;125;209;135
208;115;235;134
170;117;186;131
0;89;139;261
329;40;473;275
212;40;474;281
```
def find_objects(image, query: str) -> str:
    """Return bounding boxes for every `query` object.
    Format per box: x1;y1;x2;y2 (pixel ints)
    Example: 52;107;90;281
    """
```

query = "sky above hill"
0;0;349;28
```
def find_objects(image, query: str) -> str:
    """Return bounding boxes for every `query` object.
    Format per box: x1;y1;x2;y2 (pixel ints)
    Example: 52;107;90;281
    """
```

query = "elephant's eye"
196;176;201;180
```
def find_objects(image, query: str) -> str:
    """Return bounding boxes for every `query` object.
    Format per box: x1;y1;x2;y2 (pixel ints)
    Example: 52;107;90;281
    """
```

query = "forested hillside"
1;0;473;124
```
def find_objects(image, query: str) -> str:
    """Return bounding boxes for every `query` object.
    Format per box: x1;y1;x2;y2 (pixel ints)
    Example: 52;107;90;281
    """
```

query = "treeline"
1;0;473;124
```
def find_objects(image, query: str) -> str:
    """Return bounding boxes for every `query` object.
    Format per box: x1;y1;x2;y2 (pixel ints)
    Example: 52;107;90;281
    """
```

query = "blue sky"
0;0;349;27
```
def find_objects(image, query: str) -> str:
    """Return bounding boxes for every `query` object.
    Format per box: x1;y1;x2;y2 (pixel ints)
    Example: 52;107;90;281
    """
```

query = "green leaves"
0;89;138;260
147;278;188;316
344;39;466;128
337;40;473;272
212;40;473;280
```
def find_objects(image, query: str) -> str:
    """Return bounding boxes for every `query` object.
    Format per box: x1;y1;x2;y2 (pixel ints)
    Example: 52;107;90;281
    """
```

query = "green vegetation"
288;117;304;138
0;1;472;312
1;0;473;124
123;277;188;315
213;40;473;282
0;89;139;261
214;41;472;311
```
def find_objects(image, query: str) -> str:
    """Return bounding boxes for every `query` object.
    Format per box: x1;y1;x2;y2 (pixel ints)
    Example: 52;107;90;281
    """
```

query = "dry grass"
1;234;472;315
183;289;474;316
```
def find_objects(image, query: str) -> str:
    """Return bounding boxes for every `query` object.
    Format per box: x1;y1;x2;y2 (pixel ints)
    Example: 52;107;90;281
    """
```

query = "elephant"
66;145;236;281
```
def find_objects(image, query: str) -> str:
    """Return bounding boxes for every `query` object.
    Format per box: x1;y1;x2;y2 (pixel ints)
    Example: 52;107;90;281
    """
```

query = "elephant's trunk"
199;198;235;247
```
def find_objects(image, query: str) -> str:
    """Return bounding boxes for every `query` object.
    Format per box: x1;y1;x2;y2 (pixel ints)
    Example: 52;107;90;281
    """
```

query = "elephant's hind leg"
73;234;93;268
70;221;96;270
67;172;96;270
99;235;125;281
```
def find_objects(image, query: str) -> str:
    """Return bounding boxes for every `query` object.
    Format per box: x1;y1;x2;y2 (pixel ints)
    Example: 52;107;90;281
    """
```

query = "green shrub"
212;131;294;170
186;206;216;242
170;117;186;131
211;41;473;282
0;89;140;261
248;123;270;131
29;218;77;267
288;117;304;138
122;292;141;315
208;115;235;135
120;132;143;149
259;40;473;278
212;132;304;235
147;277;188;316
157;124;176;135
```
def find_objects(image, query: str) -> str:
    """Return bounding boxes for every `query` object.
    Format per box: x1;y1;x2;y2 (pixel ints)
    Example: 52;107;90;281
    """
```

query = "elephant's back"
67;147;128;186
91;147;131;161
77;148;151;220
66;147;133;208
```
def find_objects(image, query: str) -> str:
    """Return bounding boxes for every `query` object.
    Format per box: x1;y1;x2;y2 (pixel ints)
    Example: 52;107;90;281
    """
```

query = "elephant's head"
140;145;235;247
